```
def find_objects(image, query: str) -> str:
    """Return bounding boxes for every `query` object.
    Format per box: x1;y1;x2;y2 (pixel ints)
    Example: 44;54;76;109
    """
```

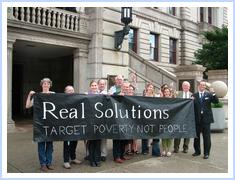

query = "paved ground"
7;120;228;173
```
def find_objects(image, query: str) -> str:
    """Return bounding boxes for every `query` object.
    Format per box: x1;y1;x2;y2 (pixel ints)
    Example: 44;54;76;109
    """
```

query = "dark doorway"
12;40;74;121
12;64;23;119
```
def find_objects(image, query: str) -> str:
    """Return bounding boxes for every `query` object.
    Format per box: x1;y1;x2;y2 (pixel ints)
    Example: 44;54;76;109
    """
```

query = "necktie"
200;93;203;102
200;92;204;114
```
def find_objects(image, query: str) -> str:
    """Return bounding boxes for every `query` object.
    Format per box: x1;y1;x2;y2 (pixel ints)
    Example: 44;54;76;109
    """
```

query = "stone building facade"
7;7;228;126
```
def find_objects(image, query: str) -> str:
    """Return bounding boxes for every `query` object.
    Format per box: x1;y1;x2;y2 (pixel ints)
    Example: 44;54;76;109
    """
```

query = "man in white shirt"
109;75;123;94
174;81;192;153
98;79;108;161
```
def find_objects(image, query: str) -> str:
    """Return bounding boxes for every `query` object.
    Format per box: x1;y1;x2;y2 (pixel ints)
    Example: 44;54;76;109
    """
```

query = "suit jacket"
177;91;192;99
193;91;219;124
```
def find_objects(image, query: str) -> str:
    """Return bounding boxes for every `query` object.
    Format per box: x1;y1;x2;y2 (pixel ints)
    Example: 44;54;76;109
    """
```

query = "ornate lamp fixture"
114;7;133;50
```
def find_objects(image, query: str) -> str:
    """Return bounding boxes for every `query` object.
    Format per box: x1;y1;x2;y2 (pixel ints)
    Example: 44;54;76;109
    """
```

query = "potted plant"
211;102;225;132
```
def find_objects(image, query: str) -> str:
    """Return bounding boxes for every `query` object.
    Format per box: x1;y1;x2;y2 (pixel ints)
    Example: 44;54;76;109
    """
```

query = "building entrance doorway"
12;40;74;122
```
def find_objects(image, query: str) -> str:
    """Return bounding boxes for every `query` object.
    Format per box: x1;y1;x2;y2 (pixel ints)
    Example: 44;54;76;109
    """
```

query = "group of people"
25;75;219;172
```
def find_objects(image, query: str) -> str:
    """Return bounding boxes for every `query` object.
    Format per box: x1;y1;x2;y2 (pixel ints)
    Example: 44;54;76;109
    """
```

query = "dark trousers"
194;123;211;156
113;140;127;159
63;141;78;163
174;138;190;151
88;140;101;163
141;139;149;154
152;139;161;156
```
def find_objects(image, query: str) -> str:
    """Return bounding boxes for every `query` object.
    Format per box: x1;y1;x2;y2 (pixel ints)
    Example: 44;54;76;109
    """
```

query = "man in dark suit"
192;80;219;159
174;81;192;153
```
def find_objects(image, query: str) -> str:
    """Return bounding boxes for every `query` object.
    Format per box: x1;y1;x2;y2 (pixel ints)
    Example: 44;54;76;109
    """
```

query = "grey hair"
182;81;190;87
40;78;52;87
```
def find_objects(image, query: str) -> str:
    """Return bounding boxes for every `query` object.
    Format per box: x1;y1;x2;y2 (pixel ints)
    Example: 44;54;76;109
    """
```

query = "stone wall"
129;50;176;95
207;69;228;85
207;69;228;124
220;98;228;122
99;7;202;82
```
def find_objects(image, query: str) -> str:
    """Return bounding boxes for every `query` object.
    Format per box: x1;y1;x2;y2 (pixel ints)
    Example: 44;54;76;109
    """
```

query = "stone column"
7;39;16;129
175;64;206;93
7;7;14;19
180;7;191;20
204;8;208;23
79;14;89;34
86;7;103;80
213;8;218;26
73;48;88;94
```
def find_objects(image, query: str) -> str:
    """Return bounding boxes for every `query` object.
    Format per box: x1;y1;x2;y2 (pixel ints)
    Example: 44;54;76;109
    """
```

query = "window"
128;28;138;53
57;7;77;13
200;7;204;22
169;38;177;64
208;7;212;24
149;33;159;61
168;7;176;16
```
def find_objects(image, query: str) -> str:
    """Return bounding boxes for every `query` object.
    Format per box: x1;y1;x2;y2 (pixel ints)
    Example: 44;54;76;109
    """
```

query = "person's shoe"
133;150;139;154
203;155;209;159
71;159;82;164
90;162;96;167
63;162;71;169
162;151;166;156
192;152;200;156
121;156;131;160
114;158;124;163
166;151;172;157
40;165;47;172
183;149;188;153
173;149;179;153
101;156;106;162
125;150;133;155
96;161;101;167
46;164;54;170
142;151;149;155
